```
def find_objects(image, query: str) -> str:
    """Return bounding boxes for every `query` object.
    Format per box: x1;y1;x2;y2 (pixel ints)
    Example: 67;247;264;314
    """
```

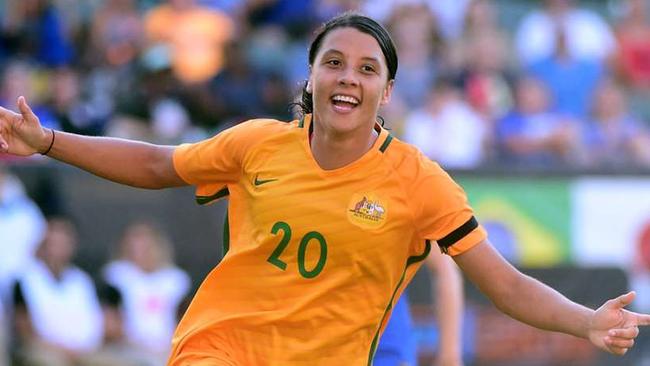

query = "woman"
102;220;190;363
0;12;648;366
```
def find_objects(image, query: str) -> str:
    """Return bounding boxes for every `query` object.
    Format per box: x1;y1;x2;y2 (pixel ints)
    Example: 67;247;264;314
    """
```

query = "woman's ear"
306;66;313;93
380;79;394;106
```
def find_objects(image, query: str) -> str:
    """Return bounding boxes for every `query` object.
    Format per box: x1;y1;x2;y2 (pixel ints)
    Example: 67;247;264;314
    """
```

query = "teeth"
332;95;359;104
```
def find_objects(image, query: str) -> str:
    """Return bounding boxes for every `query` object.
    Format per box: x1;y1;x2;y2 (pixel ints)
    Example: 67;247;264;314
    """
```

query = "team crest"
347;193;387;229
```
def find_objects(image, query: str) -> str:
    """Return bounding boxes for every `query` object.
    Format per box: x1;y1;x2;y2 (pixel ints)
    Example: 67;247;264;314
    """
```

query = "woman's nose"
338;68;358;87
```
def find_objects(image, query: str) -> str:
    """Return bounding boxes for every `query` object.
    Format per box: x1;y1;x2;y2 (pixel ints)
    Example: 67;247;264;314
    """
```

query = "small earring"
306;81;312;93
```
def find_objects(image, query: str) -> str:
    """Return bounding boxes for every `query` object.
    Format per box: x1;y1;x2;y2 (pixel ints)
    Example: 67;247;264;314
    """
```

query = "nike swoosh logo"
254;174;278;186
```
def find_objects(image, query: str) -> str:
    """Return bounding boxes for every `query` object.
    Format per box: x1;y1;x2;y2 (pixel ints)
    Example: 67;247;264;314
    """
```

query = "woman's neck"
310;120;379;170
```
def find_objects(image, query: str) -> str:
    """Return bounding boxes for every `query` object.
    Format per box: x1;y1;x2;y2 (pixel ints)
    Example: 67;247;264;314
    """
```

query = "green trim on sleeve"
196;187;230;205
367;240;432;365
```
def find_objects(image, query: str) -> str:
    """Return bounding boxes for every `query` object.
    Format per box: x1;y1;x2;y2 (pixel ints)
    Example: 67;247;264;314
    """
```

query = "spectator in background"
12;217;104;366
143;0;235;85
88;0;143;68
149;97;195;143
209;42;292;127
103;220;191;364
361;0;471;42
386;3;444;111
613;0;650;120
245;0;316;32
1;60;60;131
527;22;605;120
0;0;74;67
88;284;160;366
453;0;514;122
0;166;46;305
515;0;615;67
581;79;650;168
402;77;488;169
48;67;108;136
315;0;363;21
496;76;580;167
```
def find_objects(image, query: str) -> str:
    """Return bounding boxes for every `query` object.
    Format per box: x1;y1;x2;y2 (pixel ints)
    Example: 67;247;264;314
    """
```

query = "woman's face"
123;224;161;271
41;220;76;267
308;27;393;135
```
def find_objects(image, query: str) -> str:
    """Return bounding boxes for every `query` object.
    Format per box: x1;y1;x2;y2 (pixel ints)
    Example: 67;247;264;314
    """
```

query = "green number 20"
266;221;327;279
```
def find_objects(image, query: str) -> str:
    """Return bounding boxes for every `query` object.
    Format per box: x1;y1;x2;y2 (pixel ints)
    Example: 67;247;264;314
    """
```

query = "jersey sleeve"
173;120;272;203
412;156;487;256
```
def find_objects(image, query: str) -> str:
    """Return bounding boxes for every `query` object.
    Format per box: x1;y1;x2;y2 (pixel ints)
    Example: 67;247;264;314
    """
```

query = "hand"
588;291;650;355
0;96;50;156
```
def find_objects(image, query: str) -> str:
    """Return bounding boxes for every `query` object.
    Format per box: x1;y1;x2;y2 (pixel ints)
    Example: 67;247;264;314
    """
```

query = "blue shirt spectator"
496;77;579;167
527;23;605;120
529;55;604;120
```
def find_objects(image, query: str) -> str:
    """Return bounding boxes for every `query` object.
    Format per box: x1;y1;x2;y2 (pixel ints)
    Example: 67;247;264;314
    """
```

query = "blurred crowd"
1;164;191;365
3;0;650;364
0;0;649;170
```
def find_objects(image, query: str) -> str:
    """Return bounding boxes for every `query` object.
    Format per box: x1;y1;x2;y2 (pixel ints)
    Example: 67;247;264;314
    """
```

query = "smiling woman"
0;11;649;366
306;27;393;169
297;15;397;170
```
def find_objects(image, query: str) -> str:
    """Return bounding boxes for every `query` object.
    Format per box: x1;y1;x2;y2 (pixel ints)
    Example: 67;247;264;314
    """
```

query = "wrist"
581;307;597;339
39;128;55;155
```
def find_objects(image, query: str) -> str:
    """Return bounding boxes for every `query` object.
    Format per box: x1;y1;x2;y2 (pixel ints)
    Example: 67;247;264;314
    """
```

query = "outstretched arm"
0;97;186;189
454;240;650;356
425;251;464;366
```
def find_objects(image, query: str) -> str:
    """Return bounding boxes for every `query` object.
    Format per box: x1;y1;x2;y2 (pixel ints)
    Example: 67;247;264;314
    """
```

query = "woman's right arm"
0;97;187;189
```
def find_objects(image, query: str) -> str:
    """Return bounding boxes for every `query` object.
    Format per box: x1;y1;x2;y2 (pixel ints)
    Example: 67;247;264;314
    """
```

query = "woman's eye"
327;60;341;66
362;65;376;73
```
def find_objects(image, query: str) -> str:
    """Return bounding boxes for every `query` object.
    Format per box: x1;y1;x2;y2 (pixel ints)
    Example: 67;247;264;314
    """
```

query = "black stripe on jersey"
223;207;230;256
196;187;230;205
367;240;431;365
379;134;393;153
437;216;479;253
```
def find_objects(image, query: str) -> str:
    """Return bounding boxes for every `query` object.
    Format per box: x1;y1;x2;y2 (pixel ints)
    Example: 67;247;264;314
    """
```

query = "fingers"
607;291;636;309
607;344;629;356
17;96;36;122
634;312;650;326
604;326;639;356
605;335;634;350
609;327;639;339
0;105;19;121
0;134;7;152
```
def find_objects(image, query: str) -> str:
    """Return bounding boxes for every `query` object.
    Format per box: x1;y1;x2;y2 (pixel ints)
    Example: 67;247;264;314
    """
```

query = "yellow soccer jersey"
170;115;486;365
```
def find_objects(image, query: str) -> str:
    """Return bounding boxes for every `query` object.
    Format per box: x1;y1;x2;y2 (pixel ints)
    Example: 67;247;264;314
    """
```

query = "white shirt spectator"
0;172;46;303
103;260;190;355
362;0;471;40
18;260;104;352
515;7;615;65
403;100;487;169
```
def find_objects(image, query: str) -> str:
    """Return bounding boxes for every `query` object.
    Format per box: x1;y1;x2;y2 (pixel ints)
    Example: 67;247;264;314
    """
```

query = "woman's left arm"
453;240;650;355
